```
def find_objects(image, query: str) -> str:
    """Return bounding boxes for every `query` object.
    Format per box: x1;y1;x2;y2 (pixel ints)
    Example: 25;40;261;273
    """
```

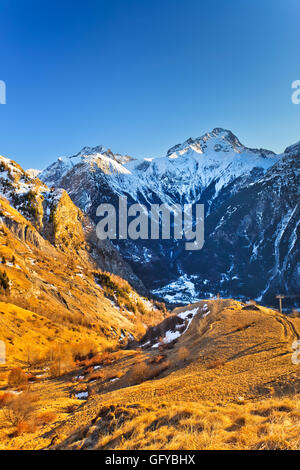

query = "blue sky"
0;0;300;169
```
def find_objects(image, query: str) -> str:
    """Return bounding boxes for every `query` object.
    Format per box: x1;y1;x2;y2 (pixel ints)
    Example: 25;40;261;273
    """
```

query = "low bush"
207;358;225;369
0;271;9;291
148;354;166;365
3;392;38;426
177;347;190;362
127;360;170;386
14;419;37;436
65;404;78;413
7;367;28;387
0;391;14;407
35;411;57;426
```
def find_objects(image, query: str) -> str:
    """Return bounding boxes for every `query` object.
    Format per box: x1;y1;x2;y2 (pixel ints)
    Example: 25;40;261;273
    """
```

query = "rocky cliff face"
0;188;166;346
0;154;145;292
38;129;299;307
160;148;299;305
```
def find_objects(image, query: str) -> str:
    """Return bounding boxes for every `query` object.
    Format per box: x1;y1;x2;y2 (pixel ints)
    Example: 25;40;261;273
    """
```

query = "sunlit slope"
0;302;110;367
99;300;300;402
0;195;167;366
49;300;300;450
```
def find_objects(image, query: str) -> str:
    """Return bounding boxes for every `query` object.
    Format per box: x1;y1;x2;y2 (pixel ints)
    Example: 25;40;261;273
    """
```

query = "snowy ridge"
40;145;133;187
112;128;280;205
39;128;280;206
36;128;299;306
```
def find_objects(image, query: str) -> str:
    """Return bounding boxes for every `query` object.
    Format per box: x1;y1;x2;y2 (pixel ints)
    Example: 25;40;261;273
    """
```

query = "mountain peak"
166;128;245;157
72;145;111;158
211;127;242;145
166;128;276;158
69;145;134;166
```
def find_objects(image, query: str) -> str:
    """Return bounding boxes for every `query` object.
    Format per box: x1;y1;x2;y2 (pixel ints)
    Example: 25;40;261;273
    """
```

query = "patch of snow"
177;307;199;331
164;329;181;343
75;391;88;399
152;274;201;304
26;168;41;178
156;307;199;346
202;310;210;318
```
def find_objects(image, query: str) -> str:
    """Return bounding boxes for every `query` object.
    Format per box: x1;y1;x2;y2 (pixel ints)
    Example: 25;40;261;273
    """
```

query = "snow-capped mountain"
156;145;299;306
111;128;279;211
39;128;299;307
41;145;132;189
41;128;278;205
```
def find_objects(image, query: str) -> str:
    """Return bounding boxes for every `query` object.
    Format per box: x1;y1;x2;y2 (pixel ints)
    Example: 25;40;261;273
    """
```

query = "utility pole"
276;295;285;314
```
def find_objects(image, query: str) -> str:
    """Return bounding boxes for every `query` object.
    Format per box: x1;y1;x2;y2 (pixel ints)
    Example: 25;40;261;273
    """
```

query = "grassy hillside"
1;299;299;450
0;155;298;451
0;194;167;353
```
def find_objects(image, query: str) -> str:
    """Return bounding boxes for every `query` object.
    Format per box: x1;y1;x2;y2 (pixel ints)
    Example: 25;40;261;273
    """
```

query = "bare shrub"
0;391;14;407
177;347;190;362
7;367;28;387
82;351;110;368
25;346;47;369
49;362;61;378
65;403;78;413
14;419;37;436
134;321;147;339
71;339;99;362
48;343;74;377
3;392;38;426
207;358;225;369
127;362;149;385
35;411;57;426
148;354;166;365
127;360;170;386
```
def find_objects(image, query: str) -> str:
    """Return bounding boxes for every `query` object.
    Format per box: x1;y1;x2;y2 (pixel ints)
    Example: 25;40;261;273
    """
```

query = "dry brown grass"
127;360;170;386
1;299;300;450
52;395;300;450
0;193;169;371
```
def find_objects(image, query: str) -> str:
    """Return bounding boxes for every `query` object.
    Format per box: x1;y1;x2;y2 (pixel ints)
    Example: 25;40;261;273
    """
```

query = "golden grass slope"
1;299;298;450
0;196;168;367
0;301;112;367
50;300;299;450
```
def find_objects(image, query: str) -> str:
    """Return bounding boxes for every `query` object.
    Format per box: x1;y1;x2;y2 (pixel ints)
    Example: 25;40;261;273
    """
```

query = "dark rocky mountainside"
38;129;300;307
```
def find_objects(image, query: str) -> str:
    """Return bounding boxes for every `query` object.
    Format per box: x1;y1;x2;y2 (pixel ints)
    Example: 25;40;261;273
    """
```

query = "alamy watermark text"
96;197;204;251
0;80;6;104
291;80;300;104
